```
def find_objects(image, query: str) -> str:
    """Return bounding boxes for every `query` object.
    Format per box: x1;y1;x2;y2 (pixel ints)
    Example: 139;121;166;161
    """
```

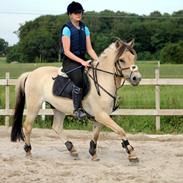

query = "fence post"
5;72;10;127
155;63;160;131
41;102;46;121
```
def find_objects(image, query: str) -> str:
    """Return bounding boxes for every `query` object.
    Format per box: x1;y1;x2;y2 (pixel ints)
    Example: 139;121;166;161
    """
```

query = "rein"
87;60;132;111
89;62;130;78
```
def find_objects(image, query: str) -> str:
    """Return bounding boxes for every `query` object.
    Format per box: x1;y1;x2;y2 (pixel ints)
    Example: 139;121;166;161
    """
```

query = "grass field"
0;58;183;133
1;59;183;79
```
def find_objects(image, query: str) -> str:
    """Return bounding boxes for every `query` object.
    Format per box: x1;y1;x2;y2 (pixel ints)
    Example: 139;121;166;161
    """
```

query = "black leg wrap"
65;141;73;152
121;139;134;154
89;140;97;156
24;144;32;153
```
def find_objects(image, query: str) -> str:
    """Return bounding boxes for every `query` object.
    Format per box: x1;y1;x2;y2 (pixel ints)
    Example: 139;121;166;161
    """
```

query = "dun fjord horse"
11;39;141;162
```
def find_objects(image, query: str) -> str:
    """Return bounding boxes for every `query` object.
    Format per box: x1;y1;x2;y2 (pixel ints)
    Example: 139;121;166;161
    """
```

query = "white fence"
0;69;183;130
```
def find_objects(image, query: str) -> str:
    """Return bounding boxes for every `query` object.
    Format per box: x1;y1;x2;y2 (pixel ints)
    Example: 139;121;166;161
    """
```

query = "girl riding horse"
11;39;142;162
61;1;98;119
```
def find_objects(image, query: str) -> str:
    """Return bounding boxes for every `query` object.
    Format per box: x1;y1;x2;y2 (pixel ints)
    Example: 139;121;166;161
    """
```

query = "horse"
11;39;142;162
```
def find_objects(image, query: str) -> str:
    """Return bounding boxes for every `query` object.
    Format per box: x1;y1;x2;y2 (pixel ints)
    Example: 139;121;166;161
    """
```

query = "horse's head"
114;39;142;86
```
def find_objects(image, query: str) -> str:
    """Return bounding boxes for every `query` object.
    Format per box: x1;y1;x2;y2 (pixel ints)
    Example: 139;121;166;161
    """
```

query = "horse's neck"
91;43;117;95
98;43;116;72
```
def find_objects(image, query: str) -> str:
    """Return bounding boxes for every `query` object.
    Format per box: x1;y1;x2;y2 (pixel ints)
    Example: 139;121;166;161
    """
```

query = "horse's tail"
11;72;30;142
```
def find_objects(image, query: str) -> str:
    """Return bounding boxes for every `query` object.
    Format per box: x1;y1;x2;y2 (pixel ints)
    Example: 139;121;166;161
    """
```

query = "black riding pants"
62;57;85;89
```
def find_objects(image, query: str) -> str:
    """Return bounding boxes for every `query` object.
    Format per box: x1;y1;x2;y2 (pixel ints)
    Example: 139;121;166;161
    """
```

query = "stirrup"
73;108;86;119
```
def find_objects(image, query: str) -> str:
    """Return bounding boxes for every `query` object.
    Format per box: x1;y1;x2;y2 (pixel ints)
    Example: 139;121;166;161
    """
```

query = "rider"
60;1;98;119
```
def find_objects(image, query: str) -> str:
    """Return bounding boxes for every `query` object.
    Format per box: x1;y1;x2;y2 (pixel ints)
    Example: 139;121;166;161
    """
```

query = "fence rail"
1;69;183;130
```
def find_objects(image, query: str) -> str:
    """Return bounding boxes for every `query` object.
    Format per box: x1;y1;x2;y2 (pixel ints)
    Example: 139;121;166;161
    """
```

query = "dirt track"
0;126;183;183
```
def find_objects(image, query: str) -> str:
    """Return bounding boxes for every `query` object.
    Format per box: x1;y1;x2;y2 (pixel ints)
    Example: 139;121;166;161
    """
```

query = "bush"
160;41;183;64
6;45;21;63
138;51;157;60
0;38;8;56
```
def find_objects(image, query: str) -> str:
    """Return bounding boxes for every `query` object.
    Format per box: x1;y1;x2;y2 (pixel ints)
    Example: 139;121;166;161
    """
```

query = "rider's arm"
86;36;98;60
85;26;98;61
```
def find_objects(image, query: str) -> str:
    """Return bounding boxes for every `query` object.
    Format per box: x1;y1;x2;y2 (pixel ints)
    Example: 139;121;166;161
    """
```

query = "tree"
0;38;8;56
160;41;183;64
6;44;21;63
9;10;183;62
149;11;162;17
16;15;64;62
18;30;57;62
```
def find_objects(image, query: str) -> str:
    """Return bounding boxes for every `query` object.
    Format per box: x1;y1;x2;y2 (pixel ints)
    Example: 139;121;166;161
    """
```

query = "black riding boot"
72;85;86;119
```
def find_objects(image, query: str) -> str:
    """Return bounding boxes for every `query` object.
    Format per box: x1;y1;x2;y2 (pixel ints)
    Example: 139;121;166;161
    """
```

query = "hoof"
73;156;80;160
70;149;79;158
70;149;79;160
25;151;32;158
91;154;100;161
127;148;139;163
128;156;139;163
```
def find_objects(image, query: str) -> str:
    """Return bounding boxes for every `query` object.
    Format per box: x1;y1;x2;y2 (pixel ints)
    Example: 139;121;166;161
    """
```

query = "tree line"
1;10;183;63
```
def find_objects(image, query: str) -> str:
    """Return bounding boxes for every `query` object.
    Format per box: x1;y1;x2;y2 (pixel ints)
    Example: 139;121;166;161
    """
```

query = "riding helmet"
67;1;84;15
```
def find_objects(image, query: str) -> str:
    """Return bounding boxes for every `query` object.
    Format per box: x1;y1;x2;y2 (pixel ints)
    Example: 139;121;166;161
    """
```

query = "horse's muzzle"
130;72;142;86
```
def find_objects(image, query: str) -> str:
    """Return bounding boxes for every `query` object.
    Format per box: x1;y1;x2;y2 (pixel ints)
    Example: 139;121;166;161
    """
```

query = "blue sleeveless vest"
61;21;86;58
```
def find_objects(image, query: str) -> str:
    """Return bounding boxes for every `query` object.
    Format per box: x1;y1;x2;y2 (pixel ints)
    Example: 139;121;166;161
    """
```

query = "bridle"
87;43;138;111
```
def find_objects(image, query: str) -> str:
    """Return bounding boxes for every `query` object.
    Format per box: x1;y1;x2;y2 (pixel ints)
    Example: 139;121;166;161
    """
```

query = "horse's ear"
128;39;135;47
115;40;122;48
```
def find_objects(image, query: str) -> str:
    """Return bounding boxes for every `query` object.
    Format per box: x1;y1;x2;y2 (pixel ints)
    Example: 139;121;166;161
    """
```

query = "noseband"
115;43;138;78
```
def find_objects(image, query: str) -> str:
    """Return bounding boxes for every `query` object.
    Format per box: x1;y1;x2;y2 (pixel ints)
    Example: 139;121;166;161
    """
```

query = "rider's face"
70;12;83;22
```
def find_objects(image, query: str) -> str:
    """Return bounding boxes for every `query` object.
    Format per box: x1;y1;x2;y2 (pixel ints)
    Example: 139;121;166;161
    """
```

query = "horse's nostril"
132;76;136;81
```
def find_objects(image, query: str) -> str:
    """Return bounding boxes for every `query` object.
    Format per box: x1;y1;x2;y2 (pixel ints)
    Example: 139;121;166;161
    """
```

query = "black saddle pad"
52;73;90;99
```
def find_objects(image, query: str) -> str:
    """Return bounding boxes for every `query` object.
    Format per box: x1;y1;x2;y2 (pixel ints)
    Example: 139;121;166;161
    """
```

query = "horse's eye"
119;59;125;63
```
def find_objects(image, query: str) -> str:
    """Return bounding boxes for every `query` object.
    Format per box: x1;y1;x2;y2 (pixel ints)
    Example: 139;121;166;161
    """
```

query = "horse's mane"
99;38;128;61
99;43;115;59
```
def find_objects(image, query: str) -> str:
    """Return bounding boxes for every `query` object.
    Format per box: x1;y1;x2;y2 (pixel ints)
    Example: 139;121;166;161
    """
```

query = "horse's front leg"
94;111;138;162
89;121;102;161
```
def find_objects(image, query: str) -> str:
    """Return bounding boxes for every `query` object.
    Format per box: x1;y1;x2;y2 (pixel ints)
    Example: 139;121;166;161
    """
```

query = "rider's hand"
87;60;92;65
93;59;99;66
81;60;90;67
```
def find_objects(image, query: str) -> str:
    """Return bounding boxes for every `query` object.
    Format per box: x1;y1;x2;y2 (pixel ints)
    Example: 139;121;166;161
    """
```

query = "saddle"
52;68;90;99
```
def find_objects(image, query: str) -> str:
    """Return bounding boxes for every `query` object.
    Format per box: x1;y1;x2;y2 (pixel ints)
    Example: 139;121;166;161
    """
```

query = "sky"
0;0;182;46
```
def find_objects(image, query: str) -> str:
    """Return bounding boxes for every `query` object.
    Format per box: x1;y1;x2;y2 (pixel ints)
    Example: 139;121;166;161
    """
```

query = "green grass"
0;60;183;134
117;85;183;109
137;61;183;78
0;60;183;79
0;57;6;64
118;86;155;109
0;62;60;79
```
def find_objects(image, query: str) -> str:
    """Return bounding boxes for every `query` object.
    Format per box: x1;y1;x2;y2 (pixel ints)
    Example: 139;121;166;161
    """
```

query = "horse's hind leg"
89;121;102;161
52;109;78;158
23;101;42;156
